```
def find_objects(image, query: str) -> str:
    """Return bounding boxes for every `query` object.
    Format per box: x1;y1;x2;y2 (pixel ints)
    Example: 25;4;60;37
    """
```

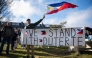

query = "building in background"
0;21;50;29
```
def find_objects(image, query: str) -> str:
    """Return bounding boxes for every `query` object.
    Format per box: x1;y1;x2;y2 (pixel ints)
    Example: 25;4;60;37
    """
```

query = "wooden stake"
31;45;34;58
27;45;30;57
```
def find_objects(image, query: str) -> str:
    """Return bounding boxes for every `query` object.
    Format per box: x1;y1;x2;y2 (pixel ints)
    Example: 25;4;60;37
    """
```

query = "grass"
0;44;92;58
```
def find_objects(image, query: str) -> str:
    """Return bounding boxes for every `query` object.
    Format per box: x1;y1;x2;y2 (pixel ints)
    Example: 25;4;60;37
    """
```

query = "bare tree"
60;21;67;27
50;21;67;28
0;0;13;21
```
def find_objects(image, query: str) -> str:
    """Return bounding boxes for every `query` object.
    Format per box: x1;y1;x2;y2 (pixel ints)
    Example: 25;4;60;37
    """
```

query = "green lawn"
0;45;92;58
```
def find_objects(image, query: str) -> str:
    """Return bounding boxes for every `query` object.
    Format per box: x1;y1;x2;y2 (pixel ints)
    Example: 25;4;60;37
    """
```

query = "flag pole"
41;4;48;25
44;4;48;15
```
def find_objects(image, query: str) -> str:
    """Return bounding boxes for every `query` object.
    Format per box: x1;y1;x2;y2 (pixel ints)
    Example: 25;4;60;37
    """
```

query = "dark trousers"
0;38;11;54
11;40;15;50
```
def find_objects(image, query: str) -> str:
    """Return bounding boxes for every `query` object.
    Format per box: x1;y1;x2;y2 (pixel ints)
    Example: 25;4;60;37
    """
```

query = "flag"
46;2;78;14
77;29;83;34
39;39;42;42
41;30;46;35
25;31;28;35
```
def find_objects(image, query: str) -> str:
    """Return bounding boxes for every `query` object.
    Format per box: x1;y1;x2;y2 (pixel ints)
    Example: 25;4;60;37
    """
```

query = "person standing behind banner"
25;15;45;58
0;22;14;54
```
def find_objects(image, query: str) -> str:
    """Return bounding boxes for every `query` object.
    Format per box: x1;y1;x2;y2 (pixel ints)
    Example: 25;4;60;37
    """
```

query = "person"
0;22;14;54
25;15;45;58
85;27;92;33
85;27;92;38
18;29;21;45
11;28;18;52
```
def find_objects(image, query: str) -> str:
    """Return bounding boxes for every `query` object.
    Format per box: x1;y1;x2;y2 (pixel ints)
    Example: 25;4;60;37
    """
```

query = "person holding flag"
25;15;45;58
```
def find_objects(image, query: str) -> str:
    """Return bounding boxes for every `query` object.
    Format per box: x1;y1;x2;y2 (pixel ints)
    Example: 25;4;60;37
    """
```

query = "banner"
21;27;85;46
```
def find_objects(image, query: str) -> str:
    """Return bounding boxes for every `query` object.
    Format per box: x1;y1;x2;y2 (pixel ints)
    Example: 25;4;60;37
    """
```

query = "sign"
21;27;85;46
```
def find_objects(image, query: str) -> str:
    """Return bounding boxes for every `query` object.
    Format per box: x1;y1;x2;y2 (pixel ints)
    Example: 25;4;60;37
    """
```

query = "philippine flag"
77;29;83;34
41;30;46;35
25;31;28;35
39;39;42;42
46;1;78;14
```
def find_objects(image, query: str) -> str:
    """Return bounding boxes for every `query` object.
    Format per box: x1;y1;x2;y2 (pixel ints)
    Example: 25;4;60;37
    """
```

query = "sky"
8;0;92;27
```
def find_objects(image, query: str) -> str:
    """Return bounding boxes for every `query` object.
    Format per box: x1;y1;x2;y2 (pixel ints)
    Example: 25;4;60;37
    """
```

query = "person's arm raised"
34;15;45;26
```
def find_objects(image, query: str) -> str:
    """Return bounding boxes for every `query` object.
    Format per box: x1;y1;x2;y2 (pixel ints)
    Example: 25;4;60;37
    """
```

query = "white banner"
21;27;85;46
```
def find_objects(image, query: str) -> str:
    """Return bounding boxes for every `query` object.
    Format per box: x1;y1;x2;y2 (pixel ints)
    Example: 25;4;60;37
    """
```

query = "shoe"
31;56;35;58
6;53;9;54
26;56;30;58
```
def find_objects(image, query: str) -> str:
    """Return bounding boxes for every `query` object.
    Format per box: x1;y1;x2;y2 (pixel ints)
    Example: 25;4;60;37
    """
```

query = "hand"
84;27;86;29
42;15;45;19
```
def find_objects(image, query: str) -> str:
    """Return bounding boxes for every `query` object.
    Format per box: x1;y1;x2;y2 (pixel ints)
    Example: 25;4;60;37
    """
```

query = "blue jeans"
0;38;11;54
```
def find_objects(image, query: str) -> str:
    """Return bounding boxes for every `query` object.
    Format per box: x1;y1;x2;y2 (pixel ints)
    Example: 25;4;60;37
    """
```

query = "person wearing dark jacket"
0;22;14;54
11;29;18;52
25;15;45;58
